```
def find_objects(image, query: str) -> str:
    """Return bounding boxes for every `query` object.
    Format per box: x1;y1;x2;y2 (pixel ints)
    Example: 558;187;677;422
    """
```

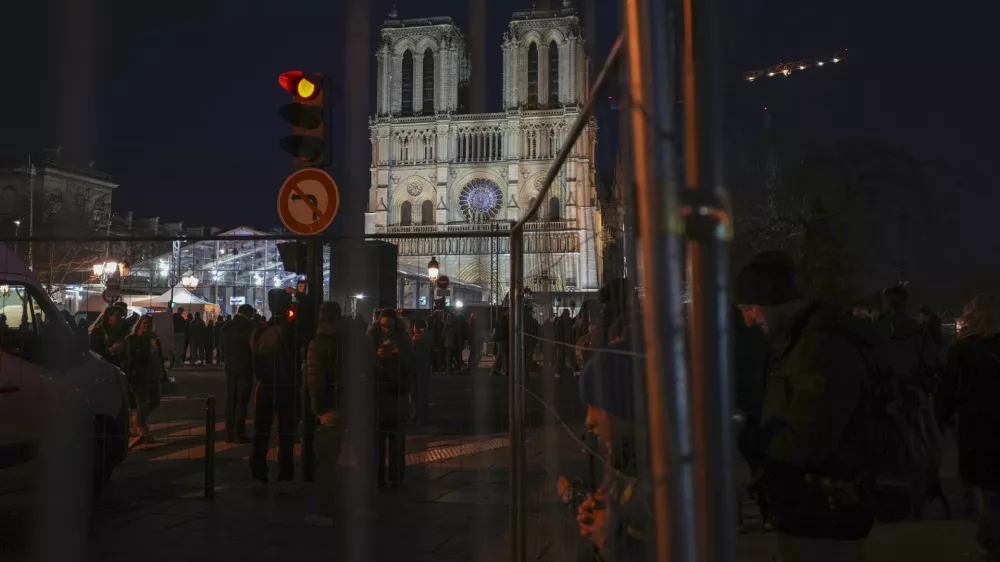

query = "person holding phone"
368;309;413;485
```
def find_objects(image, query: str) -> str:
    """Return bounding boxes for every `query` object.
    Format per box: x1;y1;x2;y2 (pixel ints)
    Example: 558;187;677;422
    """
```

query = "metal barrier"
508;33;625;562
204;395;216;499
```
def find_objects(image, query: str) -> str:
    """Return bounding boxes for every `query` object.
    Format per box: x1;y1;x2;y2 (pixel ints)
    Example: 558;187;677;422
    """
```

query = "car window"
0;284;38;359
0;283;75;365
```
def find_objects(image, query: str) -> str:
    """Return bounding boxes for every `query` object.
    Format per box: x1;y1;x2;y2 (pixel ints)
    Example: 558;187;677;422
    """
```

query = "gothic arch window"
459;179;503;223
527;43;539;107
421;200;434;225
548;41;560;106
422;49;435;114
549;197;561;220
401;50;414;115
399;201;412;226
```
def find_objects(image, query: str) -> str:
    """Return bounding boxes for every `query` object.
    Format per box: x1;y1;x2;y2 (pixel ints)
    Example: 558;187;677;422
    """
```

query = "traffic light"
278;70;329;168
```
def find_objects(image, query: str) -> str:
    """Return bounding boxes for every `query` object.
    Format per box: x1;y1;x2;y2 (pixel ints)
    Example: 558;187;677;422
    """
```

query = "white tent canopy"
133;284;214;305
128;284;221;319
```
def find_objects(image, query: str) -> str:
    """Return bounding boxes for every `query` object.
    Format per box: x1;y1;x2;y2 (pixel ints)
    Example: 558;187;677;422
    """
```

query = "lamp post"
427;256;439;310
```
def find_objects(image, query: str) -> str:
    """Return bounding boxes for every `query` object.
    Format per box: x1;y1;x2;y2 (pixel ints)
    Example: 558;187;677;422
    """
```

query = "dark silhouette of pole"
204;396;216;499
683;0;739;555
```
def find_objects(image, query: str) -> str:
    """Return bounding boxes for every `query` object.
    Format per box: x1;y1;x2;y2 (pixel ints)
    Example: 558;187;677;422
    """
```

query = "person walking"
937;294;1000;559
221;304;255;443
122;315;165;448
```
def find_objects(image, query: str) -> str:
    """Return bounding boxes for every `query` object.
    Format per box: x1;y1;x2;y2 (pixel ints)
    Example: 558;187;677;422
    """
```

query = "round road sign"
277;168;340;235
102;288;121;305
436;275;450;290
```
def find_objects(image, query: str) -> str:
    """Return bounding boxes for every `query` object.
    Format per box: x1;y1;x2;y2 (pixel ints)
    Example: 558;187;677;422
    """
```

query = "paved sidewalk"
77;425;583;562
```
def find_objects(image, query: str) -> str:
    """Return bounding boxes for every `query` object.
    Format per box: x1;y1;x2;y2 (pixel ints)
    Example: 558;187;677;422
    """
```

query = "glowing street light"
427;256;440;281
181;272;199;290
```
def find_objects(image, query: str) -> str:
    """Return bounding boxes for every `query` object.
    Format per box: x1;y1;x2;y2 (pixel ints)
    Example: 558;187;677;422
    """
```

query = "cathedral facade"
365;5;605;304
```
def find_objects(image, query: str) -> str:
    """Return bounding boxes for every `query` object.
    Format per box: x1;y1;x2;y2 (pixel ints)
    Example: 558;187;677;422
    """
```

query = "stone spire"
388;4;398;19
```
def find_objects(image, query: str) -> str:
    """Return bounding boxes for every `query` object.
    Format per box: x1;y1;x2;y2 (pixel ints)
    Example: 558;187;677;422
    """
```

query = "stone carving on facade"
521;168;531;179
391;174;401;184
449;168;458;178
426;171;436;183
500;167;508;180
406;181;423;197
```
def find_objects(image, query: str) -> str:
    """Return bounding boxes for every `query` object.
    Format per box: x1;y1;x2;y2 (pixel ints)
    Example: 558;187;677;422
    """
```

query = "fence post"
204;395;216;500
507;34;624;562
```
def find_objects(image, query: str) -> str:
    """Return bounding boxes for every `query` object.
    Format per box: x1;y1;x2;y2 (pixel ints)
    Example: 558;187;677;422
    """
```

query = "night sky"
3;0;999;310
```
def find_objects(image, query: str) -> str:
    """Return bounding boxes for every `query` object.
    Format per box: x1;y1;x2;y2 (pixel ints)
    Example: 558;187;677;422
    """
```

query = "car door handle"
0;383;20;394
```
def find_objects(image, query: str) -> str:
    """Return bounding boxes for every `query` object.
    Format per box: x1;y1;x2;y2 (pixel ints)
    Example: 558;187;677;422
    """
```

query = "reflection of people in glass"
123;315;165;447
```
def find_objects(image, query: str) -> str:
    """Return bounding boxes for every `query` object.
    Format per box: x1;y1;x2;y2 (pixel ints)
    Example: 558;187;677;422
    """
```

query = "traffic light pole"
305;236;324;313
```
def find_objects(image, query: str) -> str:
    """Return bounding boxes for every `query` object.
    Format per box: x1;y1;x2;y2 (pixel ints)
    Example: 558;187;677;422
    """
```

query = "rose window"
458;179;503;222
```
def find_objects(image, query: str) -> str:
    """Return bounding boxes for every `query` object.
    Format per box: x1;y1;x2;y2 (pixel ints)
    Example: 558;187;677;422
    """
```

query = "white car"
0;246;128;511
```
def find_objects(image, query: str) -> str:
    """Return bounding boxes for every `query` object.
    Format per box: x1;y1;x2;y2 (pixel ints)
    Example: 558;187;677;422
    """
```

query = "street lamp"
93;261;120;278
181;272;199;290
427;256;439;281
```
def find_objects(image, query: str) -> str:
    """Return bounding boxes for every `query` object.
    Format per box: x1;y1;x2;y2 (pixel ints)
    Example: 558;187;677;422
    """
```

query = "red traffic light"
278;70;321;100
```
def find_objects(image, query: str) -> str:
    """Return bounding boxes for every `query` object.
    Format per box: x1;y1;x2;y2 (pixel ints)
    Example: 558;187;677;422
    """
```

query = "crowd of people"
556;252;1000;561
82;252;1000;561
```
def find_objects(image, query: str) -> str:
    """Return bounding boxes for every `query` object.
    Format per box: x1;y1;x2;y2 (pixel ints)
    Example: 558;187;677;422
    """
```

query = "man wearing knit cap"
569;335;650;560
736;251;873;561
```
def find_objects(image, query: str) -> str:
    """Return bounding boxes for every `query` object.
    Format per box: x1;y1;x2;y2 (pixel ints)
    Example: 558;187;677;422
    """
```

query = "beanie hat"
578;341;645;422
735;251;801;306
267;288;292;318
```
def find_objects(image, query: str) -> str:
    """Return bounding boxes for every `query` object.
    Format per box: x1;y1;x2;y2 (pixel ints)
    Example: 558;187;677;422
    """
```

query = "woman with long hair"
937;294;1000;558
123;315;166;447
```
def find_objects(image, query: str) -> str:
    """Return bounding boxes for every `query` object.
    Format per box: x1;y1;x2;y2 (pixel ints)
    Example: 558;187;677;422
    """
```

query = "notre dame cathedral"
365;3;610;305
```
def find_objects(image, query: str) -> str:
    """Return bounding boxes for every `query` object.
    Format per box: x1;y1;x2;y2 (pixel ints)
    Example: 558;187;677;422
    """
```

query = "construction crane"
743;50;847;82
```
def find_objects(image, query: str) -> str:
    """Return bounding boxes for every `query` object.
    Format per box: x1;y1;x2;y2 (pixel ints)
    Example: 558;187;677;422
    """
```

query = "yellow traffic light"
297;77;317;99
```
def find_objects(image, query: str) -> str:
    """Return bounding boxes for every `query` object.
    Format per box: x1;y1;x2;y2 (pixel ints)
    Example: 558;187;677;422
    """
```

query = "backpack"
847;332;937;523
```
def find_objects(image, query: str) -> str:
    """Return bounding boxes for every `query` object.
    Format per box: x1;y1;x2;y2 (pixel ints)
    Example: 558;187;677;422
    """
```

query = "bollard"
204;395;216;500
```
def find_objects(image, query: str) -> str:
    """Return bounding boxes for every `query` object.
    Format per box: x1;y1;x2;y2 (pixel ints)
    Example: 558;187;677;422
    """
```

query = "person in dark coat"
409;319;433;424
444;313;463;375
736;251;873;560
249;290;298;486
562;293;651;561
918;305;944;348
189;312;208;365
303;302;346;527
878;285;940;385
466;313;482;374
123;315;165;447
936;294;1000;558
214;316;227;364
368;308;413;485
89;306;127;368
220;304;255;443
